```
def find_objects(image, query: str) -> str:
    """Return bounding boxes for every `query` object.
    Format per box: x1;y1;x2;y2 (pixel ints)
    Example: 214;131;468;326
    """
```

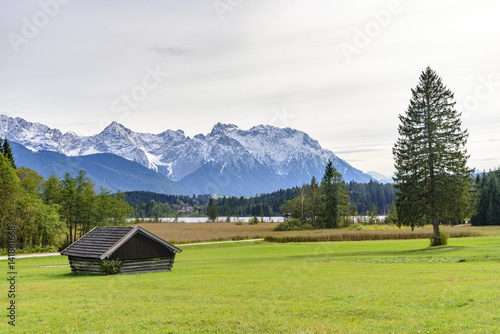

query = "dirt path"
0;252;61;260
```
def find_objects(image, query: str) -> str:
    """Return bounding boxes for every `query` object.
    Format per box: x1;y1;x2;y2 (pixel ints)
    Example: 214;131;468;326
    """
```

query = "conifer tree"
317;159;348;228
208;198;218;222
305;176;319;223
1;138;16;169
393;67;473;245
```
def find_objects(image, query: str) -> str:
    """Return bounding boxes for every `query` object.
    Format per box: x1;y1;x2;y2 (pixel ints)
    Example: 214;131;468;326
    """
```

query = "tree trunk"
73;223;78;244
432;217;441;246
68;224;72;245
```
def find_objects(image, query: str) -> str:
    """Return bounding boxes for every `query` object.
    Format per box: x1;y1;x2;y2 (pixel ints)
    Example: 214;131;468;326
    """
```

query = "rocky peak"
100;121;131;136
209;123;238;137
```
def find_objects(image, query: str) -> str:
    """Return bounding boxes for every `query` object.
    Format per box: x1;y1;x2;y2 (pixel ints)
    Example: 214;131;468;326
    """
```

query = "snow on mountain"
366;171;394;184
1;114;374;194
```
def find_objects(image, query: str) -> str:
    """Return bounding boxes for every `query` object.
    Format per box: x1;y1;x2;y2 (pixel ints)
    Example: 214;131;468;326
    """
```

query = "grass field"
2;232;499;333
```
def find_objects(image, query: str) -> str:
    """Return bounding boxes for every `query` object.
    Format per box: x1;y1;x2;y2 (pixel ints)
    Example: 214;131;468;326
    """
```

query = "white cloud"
0;0;499;173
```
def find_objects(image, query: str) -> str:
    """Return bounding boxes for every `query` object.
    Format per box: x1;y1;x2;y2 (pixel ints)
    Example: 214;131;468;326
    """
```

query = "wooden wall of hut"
67;255;176;275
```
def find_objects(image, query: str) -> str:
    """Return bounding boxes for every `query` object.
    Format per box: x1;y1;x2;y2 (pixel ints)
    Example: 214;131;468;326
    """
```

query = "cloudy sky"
1;0;499;176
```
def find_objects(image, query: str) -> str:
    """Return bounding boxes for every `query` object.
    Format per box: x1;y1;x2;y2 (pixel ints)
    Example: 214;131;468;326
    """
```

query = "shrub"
99;259;123;275
235;221;243;225
273;221;290;231
273;219;312;231
429;230;449;246
26;244;59;254
348;223;364;231
302;223;314;230
249;216;259;225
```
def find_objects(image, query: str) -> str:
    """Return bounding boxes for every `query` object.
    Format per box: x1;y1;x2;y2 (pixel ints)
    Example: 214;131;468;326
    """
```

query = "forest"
124;180;396;219
471;170;500;226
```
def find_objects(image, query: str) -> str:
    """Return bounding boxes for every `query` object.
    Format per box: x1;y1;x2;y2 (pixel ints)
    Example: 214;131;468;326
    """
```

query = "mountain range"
1;114;375;196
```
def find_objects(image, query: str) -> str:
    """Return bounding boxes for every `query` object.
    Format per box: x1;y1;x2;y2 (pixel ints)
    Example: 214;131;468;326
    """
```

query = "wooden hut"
60;226;182;275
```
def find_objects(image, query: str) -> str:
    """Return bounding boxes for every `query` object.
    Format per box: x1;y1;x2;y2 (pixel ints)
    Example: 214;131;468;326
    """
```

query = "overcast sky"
1;0;499;176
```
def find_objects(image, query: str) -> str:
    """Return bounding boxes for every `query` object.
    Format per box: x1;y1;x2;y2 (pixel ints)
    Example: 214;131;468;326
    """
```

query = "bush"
273;219;313;231
302;223;314;230
235;221;243;225
273;221;290;231
429;230;449;247
99;259;123;275
249;216;259;225
0;244;61;256
348;223;364;231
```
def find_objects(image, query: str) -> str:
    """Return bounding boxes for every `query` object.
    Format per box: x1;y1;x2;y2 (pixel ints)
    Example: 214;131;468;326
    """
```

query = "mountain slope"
366;171;393;184
11;142;187;195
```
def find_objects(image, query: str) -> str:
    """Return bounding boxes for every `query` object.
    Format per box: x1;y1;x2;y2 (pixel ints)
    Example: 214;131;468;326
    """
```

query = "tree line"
124;191;212;218
125;180;396;220
471;170;500;226
213;188;297;218
346;180;396;215
0;138;132;252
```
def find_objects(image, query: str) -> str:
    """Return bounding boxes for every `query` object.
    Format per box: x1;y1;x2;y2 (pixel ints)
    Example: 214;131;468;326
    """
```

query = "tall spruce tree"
317;159;348;228
393;67;473;245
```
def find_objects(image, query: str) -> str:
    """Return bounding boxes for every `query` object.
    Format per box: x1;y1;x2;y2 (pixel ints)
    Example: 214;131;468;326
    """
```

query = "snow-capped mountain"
1;115;374;195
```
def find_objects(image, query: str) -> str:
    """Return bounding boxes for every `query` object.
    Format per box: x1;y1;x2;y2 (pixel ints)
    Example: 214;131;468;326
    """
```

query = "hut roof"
60;226;182;260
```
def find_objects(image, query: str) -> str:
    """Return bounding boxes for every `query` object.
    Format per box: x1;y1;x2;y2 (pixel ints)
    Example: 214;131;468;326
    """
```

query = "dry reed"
135;222;491;244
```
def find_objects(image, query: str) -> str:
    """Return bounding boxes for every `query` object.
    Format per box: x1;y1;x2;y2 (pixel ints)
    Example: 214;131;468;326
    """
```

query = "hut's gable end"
109;232;175;260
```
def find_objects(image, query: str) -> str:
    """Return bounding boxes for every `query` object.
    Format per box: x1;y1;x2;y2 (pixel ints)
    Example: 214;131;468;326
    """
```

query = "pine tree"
369;203;378;224
318;159;348;229
1;138;16;169
208;199;218;222
386;202;398;224
305;176;319;223
393;67;473;245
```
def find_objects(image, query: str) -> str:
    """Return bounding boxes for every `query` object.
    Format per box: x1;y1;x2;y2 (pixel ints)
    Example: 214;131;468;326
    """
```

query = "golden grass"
136;222;281;244
264;228;479;243
135;222;498;244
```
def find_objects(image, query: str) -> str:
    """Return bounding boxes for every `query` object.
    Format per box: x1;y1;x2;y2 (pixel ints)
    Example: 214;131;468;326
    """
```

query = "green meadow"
2;235;499;333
